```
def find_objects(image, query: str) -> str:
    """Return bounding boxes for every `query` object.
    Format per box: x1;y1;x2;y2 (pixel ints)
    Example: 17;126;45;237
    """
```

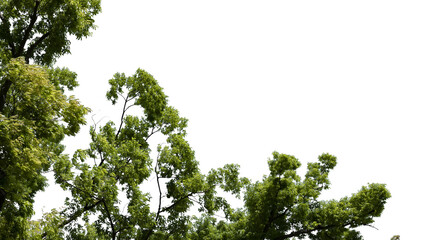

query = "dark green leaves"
202;152;392;240
0;0;101;65
268;151;301;177
47;67;79;93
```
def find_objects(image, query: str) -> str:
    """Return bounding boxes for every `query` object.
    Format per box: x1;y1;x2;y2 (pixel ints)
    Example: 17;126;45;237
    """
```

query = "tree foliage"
28;69;390;240
0;2;392;239
0;0;99;238
39;69;249;239
0;0;101;65
0;57;88;239
188;153;390;240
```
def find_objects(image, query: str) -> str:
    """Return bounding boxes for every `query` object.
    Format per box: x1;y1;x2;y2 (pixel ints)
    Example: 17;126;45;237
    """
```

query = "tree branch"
102;200;117;240
89;126;106;167
0;13;16;55
25;31;50;63
142;190;205;240
261;175;283;239
366;224;379;230
56;176;99;201
0;188;6;212
146;127;161;141
143;153;164;240
274;223;351;240
155;156;163;223
0;79;13;114
42;199;104;239
115;93;131;140
160;191;203;213
17;0;41;57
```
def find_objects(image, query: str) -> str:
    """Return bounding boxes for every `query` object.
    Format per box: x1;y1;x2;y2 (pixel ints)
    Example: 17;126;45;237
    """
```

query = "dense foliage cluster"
0;1;391;239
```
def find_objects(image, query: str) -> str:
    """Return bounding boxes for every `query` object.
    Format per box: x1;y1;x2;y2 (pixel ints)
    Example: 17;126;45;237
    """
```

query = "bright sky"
34;1;440;239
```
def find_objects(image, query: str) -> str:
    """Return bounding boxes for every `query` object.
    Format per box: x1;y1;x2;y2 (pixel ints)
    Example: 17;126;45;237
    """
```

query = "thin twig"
115;93;131;139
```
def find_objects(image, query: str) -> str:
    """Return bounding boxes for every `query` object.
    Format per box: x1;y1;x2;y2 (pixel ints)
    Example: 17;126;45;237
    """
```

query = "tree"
0;0;100;238
0;0;101;65
188;152;391;240
1;2;391;239
32;69;389;240
35;69;249;239
0;57;90;239
0;0;101;111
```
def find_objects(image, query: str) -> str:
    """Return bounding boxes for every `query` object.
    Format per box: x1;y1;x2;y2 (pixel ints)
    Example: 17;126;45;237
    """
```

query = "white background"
34;1;440;239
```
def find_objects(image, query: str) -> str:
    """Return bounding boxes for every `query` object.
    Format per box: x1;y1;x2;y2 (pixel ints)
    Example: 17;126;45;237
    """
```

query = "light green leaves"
27;209;65;240
1;1;101;238
1;58;88;139
0;57;88;239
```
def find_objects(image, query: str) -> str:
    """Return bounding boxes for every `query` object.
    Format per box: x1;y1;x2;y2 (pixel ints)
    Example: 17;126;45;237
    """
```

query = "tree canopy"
0;1;391;239
0;0;101;65
0;0;99;238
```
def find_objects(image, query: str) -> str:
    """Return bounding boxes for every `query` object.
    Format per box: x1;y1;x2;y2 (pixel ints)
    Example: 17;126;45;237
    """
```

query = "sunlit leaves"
0;57;88;238
27;209;65;240
107;69;167;123
1;58;88;139
53;69;215;239
268;151;301;177
0;1;101;238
